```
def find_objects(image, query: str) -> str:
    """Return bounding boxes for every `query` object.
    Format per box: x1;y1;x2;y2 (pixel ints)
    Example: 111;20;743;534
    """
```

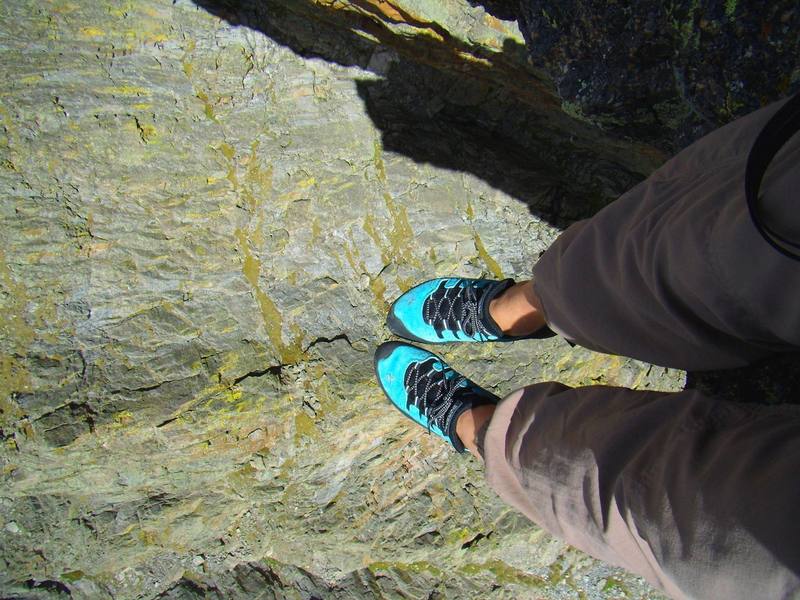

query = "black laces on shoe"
423;281;494;340
404;357;468;435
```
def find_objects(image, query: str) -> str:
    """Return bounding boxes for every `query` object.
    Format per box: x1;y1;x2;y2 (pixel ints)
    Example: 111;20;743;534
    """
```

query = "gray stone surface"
0;0;697;598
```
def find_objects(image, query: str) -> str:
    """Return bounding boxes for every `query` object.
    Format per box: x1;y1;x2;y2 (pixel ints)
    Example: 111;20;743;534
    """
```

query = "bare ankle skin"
488;280;546;336
455;404;496;459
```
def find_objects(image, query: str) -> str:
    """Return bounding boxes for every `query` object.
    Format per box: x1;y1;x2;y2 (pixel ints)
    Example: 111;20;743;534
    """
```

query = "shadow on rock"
191;0;657;227
686;353;800;407
516;0;800;151
465;0;520;21
191;0;800;406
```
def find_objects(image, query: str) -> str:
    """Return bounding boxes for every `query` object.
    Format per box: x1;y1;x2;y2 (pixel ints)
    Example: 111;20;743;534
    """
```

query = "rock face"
516;0;800;150
0;0;794;598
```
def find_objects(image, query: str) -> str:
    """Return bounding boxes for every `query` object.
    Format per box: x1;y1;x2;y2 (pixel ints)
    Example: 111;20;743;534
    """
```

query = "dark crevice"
25;578;73;596
374;262;391;279
461;531;491;549
157;577;220;599
33;401;97;424
302;399;317;417
109;374;198;395
115;381;167;393
303;333;353;352
232;365;283;385
77;348;89;386
466;0;520;21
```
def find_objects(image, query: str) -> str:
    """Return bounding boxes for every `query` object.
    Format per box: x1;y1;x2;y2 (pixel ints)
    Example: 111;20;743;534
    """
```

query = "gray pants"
482;97;800;598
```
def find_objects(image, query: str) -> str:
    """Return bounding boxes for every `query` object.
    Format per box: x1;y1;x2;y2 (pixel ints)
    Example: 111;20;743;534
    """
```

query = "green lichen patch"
367;560;444;578
459;559;547;587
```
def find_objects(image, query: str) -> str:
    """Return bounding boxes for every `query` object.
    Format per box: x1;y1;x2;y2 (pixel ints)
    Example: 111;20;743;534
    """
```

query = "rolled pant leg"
531;96;800;370
482;383;800;599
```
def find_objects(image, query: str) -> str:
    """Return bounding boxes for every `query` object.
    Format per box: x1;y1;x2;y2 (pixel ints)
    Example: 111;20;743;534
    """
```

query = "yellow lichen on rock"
473;232;504;279
0;249;33;424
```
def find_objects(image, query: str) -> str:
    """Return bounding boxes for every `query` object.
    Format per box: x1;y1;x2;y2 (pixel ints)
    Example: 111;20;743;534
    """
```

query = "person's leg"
376;342;800;597
386;96;800;367
384;277;558;344
373;341;499;454
482;382;800;599
487;280;546;336
374;340;800;596
530;95;800;370
454;402;494;458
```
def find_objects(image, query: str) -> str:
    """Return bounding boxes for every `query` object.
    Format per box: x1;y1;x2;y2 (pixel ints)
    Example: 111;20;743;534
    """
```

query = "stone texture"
0;0;794;599
516;0;800;151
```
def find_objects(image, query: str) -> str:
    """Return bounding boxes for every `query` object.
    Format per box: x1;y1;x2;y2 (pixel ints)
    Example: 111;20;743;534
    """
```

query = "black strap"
745;92;800;260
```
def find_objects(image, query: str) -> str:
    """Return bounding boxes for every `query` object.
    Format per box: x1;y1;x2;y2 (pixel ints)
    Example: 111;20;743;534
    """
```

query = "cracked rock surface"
7;0;780;598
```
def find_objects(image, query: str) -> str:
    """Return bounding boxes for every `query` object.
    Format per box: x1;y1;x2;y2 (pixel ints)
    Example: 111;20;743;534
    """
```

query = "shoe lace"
423;282;493;340
404;358;467;434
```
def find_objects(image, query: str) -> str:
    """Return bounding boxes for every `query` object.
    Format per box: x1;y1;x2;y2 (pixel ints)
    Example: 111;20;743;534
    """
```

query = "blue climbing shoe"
387;277;553;343
374;341;498;453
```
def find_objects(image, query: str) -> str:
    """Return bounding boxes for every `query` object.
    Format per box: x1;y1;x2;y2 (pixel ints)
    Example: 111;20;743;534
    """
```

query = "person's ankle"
455;404;495;459
488;280;545;336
